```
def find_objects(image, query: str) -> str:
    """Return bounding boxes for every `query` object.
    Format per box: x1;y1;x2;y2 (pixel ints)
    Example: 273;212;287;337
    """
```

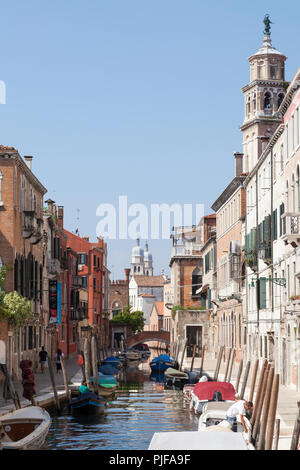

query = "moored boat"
190;381;236;414
150;354;177;372
124;350;141;361
198;401;250;432
97;383;118;397
164;367;189;387
69;391;107;415
0;406;51;450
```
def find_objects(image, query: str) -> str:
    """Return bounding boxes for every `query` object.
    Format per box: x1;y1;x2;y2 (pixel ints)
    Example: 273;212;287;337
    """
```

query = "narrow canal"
43;356;199;450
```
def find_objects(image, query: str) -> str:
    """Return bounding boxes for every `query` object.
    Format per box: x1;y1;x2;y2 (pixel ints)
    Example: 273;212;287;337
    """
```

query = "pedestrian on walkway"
226;400;253;433
19;359;36;403
55;349;64;373
39;346;48;373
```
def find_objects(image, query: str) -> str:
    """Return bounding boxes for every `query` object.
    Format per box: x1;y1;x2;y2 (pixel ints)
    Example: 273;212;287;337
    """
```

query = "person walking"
226;399;253;433
39;346;48;373
54;348;64;373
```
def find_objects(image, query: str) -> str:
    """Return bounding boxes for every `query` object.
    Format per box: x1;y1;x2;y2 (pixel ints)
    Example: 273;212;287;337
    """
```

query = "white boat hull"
0;406;51;450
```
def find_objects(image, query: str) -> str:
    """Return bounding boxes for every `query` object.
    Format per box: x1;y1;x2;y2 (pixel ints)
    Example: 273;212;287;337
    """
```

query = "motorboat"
69;392;106;415
190;381;236;414
148;430;254;450
164;368;189;387
123;350;141;361
0;406;51;450
198;402;242;430
150;354;177;372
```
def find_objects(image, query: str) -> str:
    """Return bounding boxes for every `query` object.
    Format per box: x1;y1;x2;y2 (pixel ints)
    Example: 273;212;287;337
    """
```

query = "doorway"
186;325;202;357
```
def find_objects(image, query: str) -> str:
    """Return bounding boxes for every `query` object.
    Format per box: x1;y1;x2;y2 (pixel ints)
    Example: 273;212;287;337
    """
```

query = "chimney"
46;198;55;214
24;156;33;170
234;152;244;176
57;206;64;229
124;268;130;283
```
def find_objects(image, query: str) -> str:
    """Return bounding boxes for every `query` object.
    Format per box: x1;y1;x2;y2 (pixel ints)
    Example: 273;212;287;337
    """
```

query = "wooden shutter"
258;277;267;309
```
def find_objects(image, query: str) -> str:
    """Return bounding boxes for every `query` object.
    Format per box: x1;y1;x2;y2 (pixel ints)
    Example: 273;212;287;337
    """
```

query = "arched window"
192;268;202;296
278;93;284;109
264;92;272;109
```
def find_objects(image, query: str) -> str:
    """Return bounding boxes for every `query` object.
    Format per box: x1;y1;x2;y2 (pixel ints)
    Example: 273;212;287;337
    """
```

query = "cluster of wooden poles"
48;336;109;412
172;341;300;450
214;346;300;451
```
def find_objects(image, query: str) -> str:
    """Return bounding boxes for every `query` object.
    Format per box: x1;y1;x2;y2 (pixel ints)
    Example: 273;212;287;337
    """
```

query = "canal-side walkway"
0;356;82;414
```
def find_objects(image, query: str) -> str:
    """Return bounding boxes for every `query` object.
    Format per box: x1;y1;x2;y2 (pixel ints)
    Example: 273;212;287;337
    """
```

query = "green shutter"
272;209;277;241
258;277;267;309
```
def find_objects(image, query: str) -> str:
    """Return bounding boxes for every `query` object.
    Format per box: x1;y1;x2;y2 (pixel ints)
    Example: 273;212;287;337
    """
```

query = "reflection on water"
44;356;199;450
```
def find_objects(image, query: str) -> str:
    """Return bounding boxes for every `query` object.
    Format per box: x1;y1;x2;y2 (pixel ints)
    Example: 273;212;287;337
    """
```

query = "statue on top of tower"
263;14;273;35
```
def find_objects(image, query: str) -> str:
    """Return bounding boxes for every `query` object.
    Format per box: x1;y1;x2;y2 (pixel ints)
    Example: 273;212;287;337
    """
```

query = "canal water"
43;356;199;450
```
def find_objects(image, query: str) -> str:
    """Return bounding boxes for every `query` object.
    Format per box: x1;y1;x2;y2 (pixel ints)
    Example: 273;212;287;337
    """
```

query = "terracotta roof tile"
133;275;165;287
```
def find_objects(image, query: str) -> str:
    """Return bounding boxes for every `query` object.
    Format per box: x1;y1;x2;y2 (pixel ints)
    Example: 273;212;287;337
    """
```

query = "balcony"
281;212;300;247
245;250;258;271
47;258;61;276
258;241;272;265
171;243;203;258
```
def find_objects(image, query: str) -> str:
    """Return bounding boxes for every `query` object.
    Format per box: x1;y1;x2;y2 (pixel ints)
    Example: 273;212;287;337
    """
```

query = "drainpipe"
256;170;259;330
271;148;274;315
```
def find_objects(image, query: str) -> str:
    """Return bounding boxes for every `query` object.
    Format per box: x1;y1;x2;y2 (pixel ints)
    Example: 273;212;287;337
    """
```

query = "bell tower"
240;15;287;173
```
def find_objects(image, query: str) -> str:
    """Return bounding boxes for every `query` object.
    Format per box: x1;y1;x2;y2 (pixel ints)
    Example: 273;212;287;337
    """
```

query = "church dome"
132;239;144;258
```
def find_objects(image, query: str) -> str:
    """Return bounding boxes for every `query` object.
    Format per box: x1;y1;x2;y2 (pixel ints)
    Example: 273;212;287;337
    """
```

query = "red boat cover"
193;381;235;401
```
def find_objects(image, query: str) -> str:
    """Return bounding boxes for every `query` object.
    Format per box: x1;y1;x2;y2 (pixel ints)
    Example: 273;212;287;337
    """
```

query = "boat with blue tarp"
150;354;177;372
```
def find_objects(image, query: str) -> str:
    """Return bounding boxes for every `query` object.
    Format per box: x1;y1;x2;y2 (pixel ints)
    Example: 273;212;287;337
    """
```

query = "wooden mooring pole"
257;366;274;450
250;359;267;427
227;348;235;383
214;345;224;381
235;359;243;395
249;359;259;403
179;340;188;371
190;345;197;373
47;356;60;412
265;373;279;450
84;338;91;390
290;400;300;451
252;363;271;442
199;345;206;377
91;336;99;396
239;360;251;400
60;355;70;403
224;348;232;382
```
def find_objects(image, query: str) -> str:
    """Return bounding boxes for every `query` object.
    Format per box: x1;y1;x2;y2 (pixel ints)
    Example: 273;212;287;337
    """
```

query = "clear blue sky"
1;0;299;279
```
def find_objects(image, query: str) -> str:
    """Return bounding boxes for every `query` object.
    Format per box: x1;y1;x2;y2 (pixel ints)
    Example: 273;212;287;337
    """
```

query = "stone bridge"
125;330;170;348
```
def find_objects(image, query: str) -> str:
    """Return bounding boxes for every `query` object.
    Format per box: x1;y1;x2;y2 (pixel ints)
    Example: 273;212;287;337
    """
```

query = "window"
264;92;272;109
192;268;202;296
78;253;87;265
270;63;277;79
278;93;284;109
